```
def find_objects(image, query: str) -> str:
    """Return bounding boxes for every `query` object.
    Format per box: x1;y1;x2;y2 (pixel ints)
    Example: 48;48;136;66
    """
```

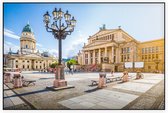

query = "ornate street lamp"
43;8;76;89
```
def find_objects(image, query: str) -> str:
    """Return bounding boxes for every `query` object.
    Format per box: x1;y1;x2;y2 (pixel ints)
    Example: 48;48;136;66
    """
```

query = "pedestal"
4;73;11;83
46;65;75;91
122;71;128;82
98;73;107;88
13;74;23;88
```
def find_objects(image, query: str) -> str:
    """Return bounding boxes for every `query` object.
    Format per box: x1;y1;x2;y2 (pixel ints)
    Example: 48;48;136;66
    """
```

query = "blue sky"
4;3;164;58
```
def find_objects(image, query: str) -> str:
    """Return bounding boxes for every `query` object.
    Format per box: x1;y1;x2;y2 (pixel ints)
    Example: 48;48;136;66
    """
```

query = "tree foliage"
67;59;78;69
49;61;58;68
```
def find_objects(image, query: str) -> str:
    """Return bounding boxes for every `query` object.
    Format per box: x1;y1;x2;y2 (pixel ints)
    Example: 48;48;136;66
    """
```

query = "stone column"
111;46;114;63
98;48;101;64
116;47;119;63
82;51;85;65
13;59;15;68
93;49;95;64
105;47;107;57
88;51;91;65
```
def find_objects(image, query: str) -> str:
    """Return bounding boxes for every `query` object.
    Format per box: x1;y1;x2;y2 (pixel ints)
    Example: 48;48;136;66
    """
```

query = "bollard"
4;73;11;83
98;73;107;88
122;71;128;82
13;74;22;88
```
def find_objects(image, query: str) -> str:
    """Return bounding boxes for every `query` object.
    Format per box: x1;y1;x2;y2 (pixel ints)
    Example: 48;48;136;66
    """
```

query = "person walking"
111;70;114;77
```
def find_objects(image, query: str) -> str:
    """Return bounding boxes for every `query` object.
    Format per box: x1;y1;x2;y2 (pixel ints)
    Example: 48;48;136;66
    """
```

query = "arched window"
26;45;28;48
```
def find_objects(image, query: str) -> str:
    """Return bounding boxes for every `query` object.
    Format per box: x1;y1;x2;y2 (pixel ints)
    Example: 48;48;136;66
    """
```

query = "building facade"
4;23;57;70
77;25;164;72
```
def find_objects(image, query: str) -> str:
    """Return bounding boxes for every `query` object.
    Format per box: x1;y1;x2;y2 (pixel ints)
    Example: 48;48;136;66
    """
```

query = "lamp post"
43;8;76;88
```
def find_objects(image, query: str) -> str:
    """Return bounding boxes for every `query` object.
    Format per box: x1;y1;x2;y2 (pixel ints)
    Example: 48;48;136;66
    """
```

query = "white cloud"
4;28;20;40
65;30;87;58
37;47;58;58
36;43;42;47
4;41;20;54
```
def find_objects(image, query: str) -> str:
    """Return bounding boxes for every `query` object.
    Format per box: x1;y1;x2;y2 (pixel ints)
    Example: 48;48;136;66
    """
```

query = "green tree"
49;61;58;68
67;59;78;70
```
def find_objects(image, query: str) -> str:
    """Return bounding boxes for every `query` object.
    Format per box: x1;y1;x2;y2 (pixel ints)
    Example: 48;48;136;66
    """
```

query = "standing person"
111;70;114;77
69;66;73;75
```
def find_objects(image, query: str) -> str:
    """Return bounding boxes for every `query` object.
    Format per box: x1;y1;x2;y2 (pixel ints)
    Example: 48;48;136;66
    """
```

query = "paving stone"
96;101;120;109
58;89;138;109
133;79;161;84
10;97;24;105
129;96;156;109
90;105;107;109
4;85;9;90
5;90;15;96
4;98;14;108
58;100;76;106
79;101;95;108
113;82;154;93
64;103;85;109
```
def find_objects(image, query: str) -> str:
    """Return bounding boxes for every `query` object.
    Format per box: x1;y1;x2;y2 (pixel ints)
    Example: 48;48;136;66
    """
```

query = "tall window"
114;56;116;62
121;55;123;62
90;53;93;57
152;54;155;59
23;65;25;69
85;54;88;58
26;45;28;48
124;48;126;53
142;48;144;54
127;54;130;60
156;54;158;59
148;55;151;59
121;48;123;54
148;47;151;53
145;48;148;53
16;65;18;68
152;47;155;53
145;55;147;60
127;47;130;53
27;65;29;69
85;59;88;64
156;46;159;52
124;55;126;60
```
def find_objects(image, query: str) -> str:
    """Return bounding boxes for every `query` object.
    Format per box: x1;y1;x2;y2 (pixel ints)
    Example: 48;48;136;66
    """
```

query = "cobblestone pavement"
3;71;165;110
3;84;32;110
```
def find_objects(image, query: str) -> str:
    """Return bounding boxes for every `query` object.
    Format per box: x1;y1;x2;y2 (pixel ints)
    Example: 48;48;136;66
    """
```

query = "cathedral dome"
22;24;33;33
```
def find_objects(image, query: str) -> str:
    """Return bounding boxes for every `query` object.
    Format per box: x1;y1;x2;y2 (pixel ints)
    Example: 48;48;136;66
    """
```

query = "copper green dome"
22;24;33;33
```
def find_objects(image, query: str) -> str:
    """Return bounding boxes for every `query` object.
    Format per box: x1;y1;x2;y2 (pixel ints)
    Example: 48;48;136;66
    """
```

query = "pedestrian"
111;70;114;77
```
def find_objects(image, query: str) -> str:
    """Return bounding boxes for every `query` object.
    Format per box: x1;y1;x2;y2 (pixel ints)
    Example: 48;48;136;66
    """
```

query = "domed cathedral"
77;25;164;73
4;23;57;71
20;23;36;54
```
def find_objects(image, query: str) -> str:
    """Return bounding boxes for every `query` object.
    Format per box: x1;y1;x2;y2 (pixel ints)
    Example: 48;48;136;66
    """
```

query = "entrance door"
115;66;118;72
32;60;34;70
